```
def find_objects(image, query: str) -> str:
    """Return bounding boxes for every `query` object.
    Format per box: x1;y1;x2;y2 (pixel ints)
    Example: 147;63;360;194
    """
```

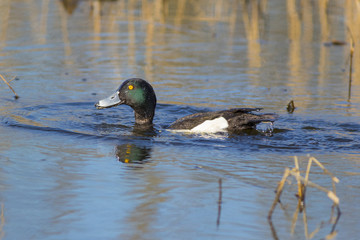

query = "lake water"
1;0;360;239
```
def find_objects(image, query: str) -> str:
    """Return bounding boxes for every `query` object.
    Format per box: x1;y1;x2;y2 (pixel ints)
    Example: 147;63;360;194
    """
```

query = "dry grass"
268;156;341;240
0;73;19;99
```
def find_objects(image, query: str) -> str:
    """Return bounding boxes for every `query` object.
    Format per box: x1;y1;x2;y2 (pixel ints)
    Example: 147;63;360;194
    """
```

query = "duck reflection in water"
115;144;151;164
132;124;157;137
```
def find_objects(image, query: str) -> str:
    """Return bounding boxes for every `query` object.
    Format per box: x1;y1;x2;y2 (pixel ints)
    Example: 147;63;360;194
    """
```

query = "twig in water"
0;203;4;239
330;205;341;234
0;74;19;99
268;216;279;240
216;178;222;227
268;168;291;220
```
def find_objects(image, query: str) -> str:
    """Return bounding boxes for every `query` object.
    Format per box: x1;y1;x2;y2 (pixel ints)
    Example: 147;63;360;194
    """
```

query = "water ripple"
1;102;359;154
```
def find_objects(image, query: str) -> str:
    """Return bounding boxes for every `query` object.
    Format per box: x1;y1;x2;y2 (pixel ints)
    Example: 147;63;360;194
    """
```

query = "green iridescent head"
95;78;157;125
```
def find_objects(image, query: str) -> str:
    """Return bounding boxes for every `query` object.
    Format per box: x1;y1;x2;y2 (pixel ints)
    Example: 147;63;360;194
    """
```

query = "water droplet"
256;122;274;136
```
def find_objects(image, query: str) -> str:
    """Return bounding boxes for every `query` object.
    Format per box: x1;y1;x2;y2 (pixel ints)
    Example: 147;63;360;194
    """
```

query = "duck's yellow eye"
128;85;134;90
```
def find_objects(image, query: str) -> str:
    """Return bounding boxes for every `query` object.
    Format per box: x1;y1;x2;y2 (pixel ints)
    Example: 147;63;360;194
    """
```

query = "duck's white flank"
191;117;229;133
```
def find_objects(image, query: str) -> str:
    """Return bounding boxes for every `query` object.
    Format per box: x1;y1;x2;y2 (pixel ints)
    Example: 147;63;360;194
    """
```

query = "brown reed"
0;74;19;99
268;156;341;239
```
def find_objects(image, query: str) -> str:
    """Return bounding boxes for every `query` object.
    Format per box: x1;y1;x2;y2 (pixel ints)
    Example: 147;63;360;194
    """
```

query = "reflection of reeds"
0;1;11;51
268;156;340;240
2;0;360;103
347;27;355;101
345;0;360;89
241;0;265;71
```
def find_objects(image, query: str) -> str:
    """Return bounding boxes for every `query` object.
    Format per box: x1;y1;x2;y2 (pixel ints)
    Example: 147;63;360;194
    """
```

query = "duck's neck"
133;107;155;125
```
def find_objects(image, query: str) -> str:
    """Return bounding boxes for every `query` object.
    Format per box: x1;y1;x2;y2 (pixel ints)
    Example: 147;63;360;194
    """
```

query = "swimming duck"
95;78;277;133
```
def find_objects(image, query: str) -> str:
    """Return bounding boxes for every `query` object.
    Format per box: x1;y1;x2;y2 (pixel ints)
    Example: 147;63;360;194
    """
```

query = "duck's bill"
95;91;124;109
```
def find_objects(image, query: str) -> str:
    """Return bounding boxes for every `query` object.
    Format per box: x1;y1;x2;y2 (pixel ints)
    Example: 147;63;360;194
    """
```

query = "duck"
95;78;277;133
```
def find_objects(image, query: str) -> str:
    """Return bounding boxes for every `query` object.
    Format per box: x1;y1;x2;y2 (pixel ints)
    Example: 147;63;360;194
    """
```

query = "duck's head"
95;78;157;125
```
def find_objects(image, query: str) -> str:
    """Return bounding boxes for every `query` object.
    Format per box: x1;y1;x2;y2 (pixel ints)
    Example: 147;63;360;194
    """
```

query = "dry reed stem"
290;201;300;234
293;156;305;209
305;157;339;207
0;73;19;99
325;230;337;240
307;220;322;239
268;217;279;240
288;171;339;205
304;156;312;183
294;156;301;198
268;168;291;219
302;206;309;238
8;75;16;83
292;158;305;235
302;157;339;205
268;156;340;239
309;157;339;201
309;157;339;183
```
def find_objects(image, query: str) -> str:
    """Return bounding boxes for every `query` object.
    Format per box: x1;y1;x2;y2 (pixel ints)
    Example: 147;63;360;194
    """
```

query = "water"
1;0;360;239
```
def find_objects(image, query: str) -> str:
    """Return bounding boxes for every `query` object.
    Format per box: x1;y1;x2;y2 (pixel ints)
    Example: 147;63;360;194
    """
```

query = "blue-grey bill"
95;91;123;109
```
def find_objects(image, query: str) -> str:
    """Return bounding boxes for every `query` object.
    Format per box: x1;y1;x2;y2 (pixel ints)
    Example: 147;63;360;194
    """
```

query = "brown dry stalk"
268;168;291;219
288;170;339;205
293;157;305;207
0;74;19;99
268;156;341;239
